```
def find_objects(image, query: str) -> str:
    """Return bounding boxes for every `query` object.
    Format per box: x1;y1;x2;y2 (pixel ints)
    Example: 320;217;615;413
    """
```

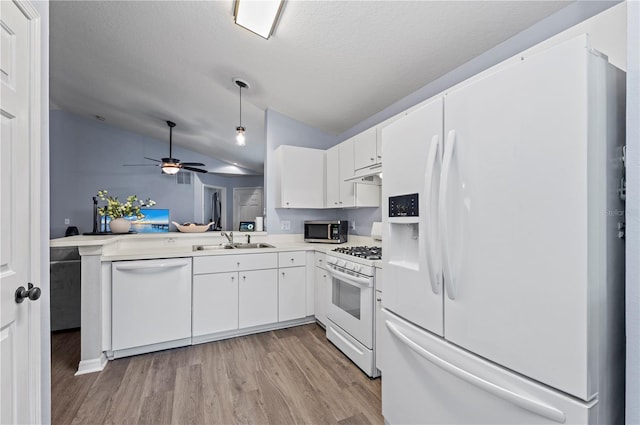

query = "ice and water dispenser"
387;193;420;270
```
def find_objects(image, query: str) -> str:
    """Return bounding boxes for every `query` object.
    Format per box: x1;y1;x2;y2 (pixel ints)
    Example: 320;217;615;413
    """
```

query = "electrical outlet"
281;220;291;230
351;221;356;230
64;218;70;225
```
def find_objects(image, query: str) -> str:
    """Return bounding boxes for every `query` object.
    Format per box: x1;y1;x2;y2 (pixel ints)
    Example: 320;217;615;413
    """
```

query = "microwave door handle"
328;224;332;240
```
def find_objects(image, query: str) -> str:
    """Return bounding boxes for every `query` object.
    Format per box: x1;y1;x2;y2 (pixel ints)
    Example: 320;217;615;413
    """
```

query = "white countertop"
50;232;382;262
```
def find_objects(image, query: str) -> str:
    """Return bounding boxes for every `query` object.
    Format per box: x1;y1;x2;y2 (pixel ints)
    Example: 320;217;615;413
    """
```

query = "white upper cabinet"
326;138;379;208
274;145;325;208
353;127;380;171
326;145;341;207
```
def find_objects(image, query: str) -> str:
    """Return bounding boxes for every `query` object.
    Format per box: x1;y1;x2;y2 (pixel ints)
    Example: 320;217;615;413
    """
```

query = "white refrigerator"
380;35;625;424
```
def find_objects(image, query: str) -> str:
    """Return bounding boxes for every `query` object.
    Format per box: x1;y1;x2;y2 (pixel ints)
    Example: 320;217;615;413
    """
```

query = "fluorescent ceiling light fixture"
234;0;284;39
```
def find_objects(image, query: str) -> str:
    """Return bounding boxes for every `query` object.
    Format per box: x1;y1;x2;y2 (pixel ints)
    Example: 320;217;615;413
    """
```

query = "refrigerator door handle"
439;130;456;299
424;134;441;294
385;320;567;424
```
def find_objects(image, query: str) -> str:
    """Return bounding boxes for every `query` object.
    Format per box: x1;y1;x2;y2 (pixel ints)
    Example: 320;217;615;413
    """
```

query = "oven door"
326;266;374;349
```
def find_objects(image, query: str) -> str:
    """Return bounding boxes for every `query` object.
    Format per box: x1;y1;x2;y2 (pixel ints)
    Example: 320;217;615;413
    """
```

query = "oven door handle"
327;267;373;288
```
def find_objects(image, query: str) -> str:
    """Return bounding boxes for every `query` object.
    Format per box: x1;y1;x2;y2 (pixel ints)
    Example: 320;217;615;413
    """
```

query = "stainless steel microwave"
304;220;348;244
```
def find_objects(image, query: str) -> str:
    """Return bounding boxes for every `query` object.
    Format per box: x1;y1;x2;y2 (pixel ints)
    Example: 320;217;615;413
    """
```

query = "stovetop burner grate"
332;246;382;261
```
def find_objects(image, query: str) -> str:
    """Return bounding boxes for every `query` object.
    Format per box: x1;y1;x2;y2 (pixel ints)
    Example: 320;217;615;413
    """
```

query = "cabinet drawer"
194;253;277;274
278;251;306;268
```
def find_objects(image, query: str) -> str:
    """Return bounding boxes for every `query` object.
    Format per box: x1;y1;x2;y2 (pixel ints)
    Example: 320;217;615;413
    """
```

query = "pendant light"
234;78;249;146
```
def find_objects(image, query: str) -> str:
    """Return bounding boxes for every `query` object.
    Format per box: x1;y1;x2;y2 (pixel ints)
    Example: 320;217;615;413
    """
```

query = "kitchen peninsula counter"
50;232;380;375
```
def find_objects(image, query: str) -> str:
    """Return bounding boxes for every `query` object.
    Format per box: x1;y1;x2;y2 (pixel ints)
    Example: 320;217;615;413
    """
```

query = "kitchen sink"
192;244;234;251
193;242;275;251
230;242;275;249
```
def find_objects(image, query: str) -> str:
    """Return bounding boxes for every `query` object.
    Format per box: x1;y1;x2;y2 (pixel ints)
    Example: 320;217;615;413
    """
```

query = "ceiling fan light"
236;126;246;146
162;164;181;175
234;0;284;39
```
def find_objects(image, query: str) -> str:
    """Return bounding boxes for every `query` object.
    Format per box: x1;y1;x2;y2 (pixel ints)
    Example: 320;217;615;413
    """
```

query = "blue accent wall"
49;110;262;237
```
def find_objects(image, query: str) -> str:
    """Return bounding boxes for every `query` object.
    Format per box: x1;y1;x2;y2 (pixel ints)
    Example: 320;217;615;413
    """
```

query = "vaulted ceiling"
50;1;573;173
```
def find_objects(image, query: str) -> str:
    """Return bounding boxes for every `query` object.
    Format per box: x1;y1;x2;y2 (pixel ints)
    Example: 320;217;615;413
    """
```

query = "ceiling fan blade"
144;157;162;162
123;163;159;167
182;166;209;173
180;162;206;167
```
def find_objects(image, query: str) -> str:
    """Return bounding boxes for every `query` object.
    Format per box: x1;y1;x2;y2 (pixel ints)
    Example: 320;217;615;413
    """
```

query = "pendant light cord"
239;84;242;127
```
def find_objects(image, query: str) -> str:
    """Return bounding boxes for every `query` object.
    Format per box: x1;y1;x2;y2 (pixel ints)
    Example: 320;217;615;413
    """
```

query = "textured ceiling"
50;0;572;173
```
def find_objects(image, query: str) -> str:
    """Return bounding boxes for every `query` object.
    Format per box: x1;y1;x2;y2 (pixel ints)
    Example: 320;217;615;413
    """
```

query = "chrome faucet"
221;231;233;243
246;234;251;244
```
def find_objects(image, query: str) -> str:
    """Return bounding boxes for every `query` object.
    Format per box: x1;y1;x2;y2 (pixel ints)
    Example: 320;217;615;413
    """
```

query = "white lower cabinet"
112;258;192;354
239;269;278;328
192;272;239;336
278;266;306;321
314;265;329;326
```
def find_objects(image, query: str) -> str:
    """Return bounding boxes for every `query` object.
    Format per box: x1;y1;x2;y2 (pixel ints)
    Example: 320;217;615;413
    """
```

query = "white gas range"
325;246;381;378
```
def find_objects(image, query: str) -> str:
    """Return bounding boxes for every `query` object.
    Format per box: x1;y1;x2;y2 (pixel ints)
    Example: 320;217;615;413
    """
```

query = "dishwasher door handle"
114;260;191;272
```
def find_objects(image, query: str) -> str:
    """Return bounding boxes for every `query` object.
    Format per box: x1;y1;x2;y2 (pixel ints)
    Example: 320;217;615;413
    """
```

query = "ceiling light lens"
236;127;246;146
234;0;283;39
162;164;180;175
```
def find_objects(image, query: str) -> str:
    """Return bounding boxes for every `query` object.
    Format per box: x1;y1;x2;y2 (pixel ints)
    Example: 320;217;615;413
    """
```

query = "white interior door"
233;187;263;231
381;97;444;336
0;1;42;423
441;36;601;401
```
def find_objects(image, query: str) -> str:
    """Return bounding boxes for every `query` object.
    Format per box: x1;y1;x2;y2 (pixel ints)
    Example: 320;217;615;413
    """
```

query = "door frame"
8;0;44;422
201;184;226;230
232;186;264;231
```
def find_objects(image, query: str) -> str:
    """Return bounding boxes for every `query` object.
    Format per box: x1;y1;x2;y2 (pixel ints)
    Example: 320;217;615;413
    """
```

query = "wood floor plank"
102;355;153;425
171;364;205;425
137;390;174;425
277;335;365;423
262;348;340;425
69;358;131;425
338;412;374;425
51;324;383;425
200;341;237;425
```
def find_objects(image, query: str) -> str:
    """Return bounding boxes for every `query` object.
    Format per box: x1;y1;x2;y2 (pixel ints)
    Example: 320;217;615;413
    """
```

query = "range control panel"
389;193;419;217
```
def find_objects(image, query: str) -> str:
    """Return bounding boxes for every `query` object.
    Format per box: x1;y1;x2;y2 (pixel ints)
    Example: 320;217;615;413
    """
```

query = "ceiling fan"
125;120;208;174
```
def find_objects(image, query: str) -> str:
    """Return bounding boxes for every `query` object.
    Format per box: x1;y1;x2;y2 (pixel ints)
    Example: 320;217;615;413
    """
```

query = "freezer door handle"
385;320;567;424
424;134;441;294
439;130;457;299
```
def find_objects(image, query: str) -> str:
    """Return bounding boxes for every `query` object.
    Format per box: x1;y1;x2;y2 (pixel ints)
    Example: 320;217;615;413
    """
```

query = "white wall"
626;2;640;423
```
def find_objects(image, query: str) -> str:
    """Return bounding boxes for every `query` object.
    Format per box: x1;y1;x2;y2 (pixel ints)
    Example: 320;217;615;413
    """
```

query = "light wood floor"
51;324;383;425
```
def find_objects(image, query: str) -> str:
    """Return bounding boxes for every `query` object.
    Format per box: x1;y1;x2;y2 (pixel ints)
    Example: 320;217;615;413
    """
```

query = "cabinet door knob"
282;272;285;276
237;262;240;267
243;275;246;280
231;276;235;281
370;157;375;161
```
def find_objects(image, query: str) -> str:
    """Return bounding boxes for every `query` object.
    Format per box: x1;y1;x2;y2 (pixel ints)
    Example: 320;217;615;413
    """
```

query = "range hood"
345;164;382;185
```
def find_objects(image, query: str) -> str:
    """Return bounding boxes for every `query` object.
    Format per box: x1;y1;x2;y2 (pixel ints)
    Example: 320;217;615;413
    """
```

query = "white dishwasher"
111;258;192;358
